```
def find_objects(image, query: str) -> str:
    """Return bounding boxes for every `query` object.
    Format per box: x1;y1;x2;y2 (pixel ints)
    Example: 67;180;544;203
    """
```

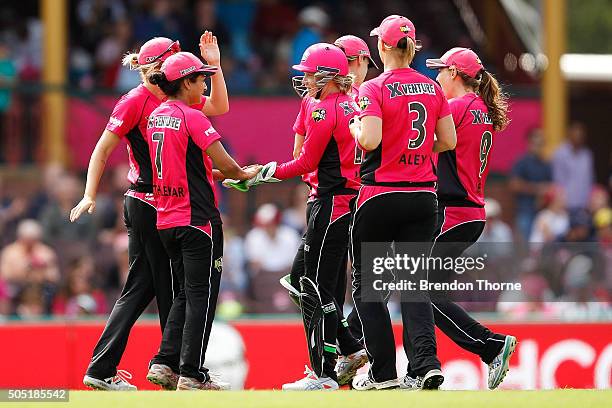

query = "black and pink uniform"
146;99;223;382
429;93;507;368
278;91;362;379
352;68;450;382
86;85;198;380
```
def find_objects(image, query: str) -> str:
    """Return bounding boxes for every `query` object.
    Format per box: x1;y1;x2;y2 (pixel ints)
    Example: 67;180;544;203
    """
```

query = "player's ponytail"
389;37;421;66
478;71;509;132
332;73;354;95
122;53;139;69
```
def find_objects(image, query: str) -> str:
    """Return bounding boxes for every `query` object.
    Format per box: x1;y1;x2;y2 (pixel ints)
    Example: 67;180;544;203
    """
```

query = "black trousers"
86;195;176;379
289;196;362;379
351;191;440;382
152;224;223;382
428;209;505;365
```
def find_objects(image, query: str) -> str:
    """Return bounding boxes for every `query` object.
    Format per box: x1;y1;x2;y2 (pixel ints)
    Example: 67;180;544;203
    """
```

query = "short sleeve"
190;95;208;111
105;95;140;138
292;98;307;135
358;81;383;119
187;111;221;151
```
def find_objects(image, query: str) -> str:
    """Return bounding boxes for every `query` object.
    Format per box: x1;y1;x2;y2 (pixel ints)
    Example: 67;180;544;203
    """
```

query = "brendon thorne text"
372;279;522;292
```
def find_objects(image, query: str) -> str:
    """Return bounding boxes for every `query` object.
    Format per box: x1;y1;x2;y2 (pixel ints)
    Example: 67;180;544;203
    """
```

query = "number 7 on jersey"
152;131;164;179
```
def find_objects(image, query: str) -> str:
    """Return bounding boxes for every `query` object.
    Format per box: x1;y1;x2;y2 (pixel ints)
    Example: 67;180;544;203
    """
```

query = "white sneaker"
399;374;418;390
351;373;398;390
399;369;444;390
176;372;231;391
83;369;137;391
488;335;517;390
282;366;339;391
335;349;368;385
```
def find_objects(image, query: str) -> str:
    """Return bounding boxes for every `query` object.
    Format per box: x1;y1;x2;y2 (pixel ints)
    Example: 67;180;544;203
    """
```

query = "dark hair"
457;69;509;132
147;71;204;97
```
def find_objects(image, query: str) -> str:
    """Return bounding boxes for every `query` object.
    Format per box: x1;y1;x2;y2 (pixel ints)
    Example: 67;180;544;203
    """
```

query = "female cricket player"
280;35;377;386
348;14;457;390
422;47;516;390
259;43;361;391
145;51;260;390
71;32;229;391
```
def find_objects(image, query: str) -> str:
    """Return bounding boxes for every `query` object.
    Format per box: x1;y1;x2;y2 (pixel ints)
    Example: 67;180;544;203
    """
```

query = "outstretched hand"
199;30;220;66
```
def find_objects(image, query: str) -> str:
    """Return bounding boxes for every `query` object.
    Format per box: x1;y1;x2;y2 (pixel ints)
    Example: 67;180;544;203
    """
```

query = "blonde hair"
312;72;355;95
385;37;420;66
122;52;162;81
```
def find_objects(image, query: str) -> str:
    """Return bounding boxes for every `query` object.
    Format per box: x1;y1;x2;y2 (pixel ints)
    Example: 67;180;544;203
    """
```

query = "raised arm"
199;31;229;116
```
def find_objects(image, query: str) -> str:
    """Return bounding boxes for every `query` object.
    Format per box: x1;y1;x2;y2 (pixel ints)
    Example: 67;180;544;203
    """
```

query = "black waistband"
129;184;153;193
361;181;436;188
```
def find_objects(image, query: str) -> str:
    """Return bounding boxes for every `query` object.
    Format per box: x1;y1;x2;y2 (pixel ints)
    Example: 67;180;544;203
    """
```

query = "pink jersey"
277;92;360;197
292;96;319;198
358;68;450;186
105;84;206;190
437;93;494;207
146;100;221;229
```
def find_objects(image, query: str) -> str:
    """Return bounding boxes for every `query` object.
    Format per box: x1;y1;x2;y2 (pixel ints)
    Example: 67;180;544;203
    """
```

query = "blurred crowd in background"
0;0;610;321
0;0;450;96
0;120;609;321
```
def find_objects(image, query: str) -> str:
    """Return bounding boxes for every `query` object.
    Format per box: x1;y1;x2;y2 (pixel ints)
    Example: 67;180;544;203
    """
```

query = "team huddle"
70;14;516;392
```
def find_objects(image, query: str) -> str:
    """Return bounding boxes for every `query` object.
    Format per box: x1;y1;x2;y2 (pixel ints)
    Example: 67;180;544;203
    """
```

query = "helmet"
161;52;218;81
292;43;348;98
137;37;181;66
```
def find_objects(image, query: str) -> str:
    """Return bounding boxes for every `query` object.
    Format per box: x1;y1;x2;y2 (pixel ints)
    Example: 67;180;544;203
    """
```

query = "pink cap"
292;43;349;76
160;52;218;81
370;15;416;47
426;47;484;78
334;35;379;69
137;37;181;66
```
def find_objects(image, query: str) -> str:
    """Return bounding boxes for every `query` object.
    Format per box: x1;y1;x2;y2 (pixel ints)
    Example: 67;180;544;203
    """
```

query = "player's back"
358;68;449;185
437;94;494;207
147;100;221;229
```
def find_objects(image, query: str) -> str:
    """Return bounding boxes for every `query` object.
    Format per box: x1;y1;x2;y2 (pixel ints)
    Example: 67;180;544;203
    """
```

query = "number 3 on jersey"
408;102;427;149
152;131;164;179
479;131;493;177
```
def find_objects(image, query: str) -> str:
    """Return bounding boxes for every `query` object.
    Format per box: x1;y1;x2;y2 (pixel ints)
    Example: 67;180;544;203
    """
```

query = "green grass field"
14;390;612;408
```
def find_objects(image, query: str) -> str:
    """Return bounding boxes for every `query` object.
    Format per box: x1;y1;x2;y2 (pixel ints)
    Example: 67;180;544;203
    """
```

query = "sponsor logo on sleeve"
204;126;217;136
358;96;371;111
108;116;124;128
312;108;326;122
214;257;223;273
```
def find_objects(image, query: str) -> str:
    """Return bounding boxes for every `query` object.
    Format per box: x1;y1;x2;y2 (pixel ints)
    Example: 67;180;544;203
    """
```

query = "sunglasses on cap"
145;40;181;64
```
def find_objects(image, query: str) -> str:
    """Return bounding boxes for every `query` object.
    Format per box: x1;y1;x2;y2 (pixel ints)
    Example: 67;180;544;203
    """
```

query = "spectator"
39;174;97;247
552;122;594;213
95;19;132;88
15;283;45;319
0;219;59;312
477;199;513;258
510;128;553;241
290;6;329;75
52;255;107;316
282;183;309;233
0;39;16;159
0;176;28;246
529;186;569;244
244;203;300;313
